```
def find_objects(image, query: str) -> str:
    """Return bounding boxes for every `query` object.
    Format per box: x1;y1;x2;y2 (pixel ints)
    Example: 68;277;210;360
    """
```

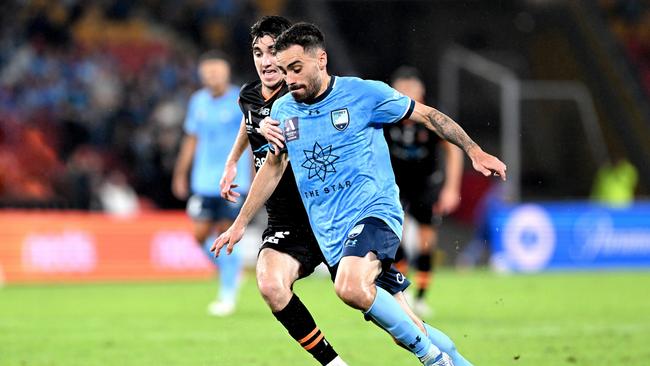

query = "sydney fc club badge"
284;117;299;141
331;108;349;131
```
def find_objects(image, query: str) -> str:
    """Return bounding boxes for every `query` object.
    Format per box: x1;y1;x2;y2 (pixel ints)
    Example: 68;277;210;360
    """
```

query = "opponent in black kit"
384;67;463;317
218;16;347;366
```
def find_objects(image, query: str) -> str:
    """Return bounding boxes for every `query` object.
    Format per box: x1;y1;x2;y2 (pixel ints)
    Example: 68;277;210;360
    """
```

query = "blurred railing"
439;45;609;201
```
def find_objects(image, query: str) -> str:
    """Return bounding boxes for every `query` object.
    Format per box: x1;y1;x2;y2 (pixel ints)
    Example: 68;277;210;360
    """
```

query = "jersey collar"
303;75;335;105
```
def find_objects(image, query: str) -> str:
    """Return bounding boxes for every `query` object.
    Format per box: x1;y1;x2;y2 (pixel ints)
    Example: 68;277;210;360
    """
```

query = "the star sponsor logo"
301;142;339;181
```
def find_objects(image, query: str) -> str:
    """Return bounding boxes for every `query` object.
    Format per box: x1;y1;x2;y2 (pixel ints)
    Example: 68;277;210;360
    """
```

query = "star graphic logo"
301;142;339;181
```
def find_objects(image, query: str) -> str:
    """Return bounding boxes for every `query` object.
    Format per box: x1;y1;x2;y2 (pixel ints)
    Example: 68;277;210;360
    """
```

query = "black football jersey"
238;81;311;228
384;118;441;181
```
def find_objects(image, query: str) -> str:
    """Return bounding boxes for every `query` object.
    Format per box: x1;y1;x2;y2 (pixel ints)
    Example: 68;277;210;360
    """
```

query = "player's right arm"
410;101;507;180
220;117;250;202
172;134;196;199
211;151;288;256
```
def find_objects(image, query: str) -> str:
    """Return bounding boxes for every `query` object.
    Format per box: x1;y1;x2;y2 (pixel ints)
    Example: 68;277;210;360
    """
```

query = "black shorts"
400;182;442;225
258;226;326;279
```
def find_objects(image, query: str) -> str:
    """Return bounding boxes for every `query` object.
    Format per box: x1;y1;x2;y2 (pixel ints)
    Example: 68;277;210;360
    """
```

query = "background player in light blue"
213;23;505;365
172;50;251;316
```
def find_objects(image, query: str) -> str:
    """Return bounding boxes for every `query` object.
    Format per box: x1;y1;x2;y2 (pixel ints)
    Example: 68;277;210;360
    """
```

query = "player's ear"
318;50;327;70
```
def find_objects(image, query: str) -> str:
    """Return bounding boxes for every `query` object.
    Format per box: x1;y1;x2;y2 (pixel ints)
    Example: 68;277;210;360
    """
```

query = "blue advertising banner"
488;202;650;272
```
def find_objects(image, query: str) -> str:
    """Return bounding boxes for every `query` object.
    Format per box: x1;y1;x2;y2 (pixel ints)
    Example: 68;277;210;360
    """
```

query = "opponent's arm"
172;134;197;199
220;117;250;202
211;151;289;256
410;102;507;180
433;141;463;215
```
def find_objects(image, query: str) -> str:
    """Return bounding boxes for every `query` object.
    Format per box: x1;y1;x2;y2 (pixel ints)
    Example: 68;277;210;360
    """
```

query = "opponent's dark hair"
390;65;423;84
273;22;325;53
250;16;292;45
198;49;230;65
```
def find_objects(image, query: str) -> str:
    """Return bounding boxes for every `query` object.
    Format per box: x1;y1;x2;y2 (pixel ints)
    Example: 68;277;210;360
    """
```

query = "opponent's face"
392;78;425;103
252;35;283;90
199;59;230;94
276;45;326;102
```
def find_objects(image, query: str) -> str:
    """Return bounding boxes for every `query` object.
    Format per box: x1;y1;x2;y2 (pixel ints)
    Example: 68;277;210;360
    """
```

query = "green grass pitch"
1;270;649;365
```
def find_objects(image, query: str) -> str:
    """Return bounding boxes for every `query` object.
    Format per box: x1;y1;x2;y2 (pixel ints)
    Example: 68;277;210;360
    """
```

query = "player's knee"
257;273;291;310
334;276;371;310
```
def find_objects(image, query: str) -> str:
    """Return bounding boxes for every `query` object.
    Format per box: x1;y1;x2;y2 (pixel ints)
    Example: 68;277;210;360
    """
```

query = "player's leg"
205;196;247;316
333;218;447;365
257;246;344;366
392;289;473;366
258;229;347;366
414;223;437;316
410;189;441;317
371;266;472;365
188;216;237;316
207;218;242;315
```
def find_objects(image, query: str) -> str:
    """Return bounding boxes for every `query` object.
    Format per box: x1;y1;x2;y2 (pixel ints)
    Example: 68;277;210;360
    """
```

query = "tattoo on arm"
426;109;478;152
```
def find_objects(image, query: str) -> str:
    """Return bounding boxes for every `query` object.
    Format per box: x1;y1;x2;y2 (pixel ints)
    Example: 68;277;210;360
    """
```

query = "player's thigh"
257;247;302;286
336;253;382;289
192;220;214;244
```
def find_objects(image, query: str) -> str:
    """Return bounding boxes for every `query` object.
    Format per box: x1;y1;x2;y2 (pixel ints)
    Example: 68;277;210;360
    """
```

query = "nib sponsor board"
0;212;214;284
489;202;650;272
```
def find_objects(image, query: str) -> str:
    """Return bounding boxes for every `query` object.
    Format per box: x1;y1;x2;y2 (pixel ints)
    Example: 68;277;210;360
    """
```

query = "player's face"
252;35;283;90
199;59;230;94
276;45;326;102
392;78;425;103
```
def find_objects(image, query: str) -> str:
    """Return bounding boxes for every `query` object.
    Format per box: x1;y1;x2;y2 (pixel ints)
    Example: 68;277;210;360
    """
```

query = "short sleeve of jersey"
365;80;415;124
183;93;199;135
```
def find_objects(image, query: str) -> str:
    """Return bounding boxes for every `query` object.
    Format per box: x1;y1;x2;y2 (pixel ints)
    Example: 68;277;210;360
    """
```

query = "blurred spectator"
0;0;270;209
590;153;638;207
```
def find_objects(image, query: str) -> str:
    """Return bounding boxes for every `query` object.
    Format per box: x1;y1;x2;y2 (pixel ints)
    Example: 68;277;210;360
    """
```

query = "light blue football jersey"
184;86;251;196
270;76;415;266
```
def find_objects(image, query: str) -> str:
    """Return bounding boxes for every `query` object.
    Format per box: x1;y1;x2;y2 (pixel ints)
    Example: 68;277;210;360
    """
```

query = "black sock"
415;252;433;299
273;294;338;365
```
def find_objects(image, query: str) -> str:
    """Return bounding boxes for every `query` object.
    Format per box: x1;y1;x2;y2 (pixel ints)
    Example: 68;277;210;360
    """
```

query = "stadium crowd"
600;0;650;97
0;0;281;211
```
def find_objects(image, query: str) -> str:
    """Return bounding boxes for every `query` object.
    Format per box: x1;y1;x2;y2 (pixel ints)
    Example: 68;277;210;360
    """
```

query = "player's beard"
290;73;322;102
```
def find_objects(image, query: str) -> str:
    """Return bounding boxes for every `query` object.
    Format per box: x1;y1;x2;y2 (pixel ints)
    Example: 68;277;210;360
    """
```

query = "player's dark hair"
250;15;292;46
390;65;423;84
273;22;325;54
198;49;230;65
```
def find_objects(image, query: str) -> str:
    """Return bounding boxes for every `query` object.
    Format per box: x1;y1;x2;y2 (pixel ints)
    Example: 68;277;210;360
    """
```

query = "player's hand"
219;163;241;203
468;146;507;181
211;224;246;257
433;186;461;215
260;117;284;155
172;175;189;200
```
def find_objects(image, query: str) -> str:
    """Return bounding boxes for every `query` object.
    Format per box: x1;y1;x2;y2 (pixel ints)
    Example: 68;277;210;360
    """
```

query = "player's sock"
201;235;219;265
206;236;242;305
415;252;433;300
423;323;473;366
365;286;440;360
273;294;338;365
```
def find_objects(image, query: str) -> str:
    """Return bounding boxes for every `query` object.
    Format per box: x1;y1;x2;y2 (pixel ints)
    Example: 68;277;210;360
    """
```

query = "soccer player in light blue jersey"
172;50;252;316
213;23;506;365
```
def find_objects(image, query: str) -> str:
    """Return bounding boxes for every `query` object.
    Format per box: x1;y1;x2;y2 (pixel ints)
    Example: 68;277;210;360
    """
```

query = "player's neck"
303;73;333;105
261;82;283;101
316;74;331;98
208;85;227;98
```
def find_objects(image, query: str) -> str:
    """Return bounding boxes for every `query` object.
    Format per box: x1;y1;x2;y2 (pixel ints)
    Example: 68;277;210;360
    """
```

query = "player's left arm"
434;141;463;215
410;102;506;180
220;117;250;202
